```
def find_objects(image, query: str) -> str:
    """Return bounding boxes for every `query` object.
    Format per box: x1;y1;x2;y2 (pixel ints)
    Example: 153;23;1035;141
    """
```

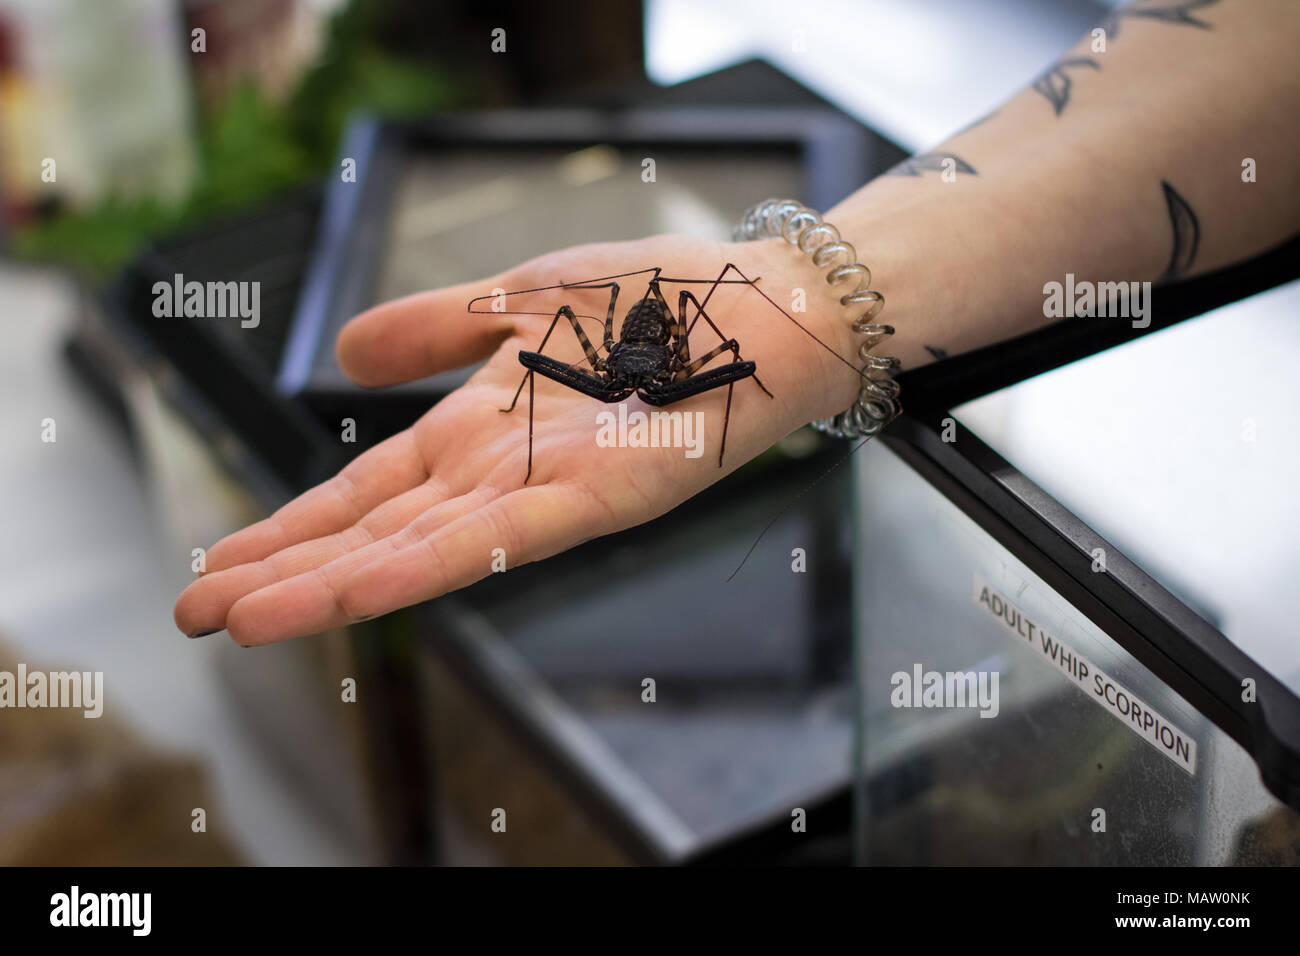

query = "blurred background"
2;0;1298;867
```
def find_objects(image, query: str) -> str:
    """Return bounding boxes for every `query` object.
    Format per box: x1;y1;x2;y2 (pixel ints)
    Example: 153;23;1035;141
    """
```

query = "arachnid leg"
671;262;751;339
561;281;621;353
500;301;626;484
502;305;607;414
513;352;633;484
467;267;665;316
466;266;752;321
518;351;632;402
639;360;757;467
671;266;773;398
679;336;742;377
699;261;863;385
639;360;756;405
645;278;688;364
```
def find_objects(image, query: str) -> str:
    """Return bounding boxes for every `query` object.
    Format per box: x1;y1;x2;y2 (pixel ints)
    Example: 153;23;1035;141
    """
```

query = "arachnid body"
469;265;773;482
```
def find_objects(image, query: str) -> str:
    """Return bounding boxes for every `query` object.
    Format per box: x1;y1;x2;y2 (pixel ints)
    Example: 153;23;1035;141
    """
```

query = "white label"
973;573;1197;775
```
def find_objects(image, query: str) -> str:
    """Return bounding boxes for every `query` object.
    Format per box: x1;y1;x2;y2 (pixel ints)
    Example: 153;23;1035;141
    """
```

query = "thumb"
335;277;517;387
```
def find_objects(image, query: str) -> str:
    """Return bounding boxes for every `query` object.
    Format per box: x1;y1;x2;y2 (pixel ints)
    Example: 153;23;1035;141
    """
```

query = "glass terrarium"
851;279;1300;865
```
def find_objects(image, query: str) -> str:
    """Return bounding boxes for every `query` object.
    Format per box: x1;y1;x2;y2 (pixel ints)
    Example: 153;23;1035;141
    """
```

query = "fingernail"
189;628;224;639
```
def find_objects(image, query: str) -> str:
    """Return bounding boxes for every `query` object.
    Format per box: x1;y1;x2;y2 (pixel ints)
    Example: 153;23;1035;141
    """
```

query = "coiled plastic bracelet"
733;199;901;439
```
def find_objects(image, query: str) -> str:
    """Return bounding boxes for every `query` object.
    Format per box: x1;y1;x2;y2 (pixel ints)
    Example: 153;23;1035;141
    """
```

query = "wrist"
826;169;1109;375
738;235;869;423
822;198;946;376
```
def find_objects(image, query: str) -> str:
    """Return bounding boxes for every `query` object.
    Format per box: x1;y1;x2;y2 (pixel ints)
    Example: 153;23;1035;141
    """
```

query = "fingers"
336;279;516;387
225;481;617;646
202;429;431;575
173;476;465;637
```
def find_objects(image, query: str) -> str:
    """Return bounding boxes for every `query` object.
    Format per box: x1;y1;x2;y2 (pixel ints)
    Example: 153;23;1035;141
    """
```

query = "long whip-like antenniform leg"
466;266;756;315
703;263;868;383
658;264;773;397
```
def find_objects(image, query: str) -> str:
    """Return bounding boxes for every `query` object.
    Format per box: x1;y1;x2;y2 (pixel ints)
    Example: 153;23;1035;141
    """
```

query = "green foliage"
11;0;456;279
288;0;455;161
190;84;317;217
10;196;177;278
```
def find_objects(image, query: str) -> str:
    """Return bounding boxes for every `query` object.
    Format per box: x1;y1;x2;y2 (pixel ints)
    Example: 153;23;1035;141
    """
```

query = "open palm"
173;234;860;645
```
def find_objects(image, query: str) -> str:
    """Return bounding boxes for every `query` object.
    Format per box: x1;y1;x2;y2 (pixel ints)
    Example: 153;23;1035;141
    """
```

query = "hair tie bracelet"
733;199;901;439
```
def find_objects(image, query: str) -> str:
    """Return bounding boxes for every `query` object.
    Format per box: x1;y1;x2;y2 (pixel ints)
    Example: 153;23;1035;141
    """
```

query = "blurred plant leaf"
11;0;457;279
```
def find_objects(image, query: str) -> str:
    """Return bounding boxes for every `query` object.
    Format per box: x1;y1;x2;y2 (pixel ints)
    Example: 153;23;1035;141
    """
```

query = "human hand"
173;233;862;645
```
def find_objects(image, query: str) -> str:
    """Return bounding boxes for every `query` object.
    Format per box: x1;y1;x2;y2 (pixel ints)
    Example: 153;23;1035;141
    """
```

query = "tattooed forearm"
1102;0;1219;40
884;152;977;178
1033;2;1219;117
1032;57;1100;116
1158;180;1200;281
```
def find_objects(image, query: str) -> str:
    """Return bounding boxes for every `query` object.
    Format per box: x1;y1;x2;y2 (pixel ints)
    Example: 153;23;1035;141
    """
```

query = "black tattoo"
924;346;949;361
1032;57;1100;116
884;152;977;177
1159;180;1200;281
1102;0;1218;39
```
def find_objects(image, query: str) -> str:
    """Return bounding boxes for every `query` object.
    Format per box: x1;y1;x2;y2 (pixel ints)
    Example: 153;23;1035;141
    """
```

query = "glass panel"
379;146;805;301
851;441;1298;865
953;280;1300;697
440;460;856;858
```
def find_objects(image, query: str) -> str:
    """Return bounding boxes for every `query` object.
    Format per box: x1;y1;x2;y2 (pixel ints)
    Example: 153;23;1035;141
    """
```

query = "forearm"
822;0;1300;376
